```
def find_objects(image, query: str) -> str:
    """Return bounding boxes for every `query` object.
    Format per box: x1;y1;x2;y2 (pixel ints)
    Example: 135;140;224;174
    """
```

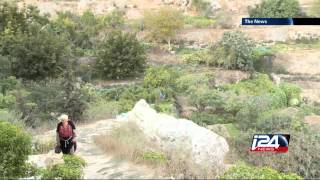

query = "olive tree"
95;30;146;79
144;7;184;49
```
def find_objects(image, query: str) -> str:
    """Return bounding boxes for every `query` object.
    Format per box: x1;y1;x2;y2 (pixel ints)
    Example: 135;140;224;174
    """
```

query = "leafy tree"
210;31;256;71
144;7;184;49
0;120;32;178
248;0;303;18
0;27;70;80
0;2;49;35
143;66;180;90
95;30;146;79
0;2;68;80
58;60;89;122
52;10;124;50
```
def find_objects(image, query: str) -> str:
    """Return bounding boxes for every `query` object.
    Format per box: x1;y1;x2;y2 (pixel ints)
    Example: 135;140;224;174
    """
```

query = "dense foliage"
0;120;32;178
0;2;69;80
42;155;86;179
0;2;49;35
144;7;184;48
1;28;69;80
192;0;213;17
52;10;124;51
221;164;302;179
210;31;256;71
96;30;146;79
248;0;303;18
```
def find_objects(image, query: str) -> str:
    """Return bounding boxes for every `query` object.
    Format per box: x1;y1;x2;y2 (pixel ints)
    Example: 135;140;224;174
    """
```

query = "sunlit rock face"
126;99;229;173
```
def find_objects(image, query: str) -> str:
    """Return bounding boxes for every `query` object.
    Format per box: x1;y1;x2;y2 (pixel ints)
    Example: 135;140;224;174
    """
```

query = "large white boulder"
125;99;229;171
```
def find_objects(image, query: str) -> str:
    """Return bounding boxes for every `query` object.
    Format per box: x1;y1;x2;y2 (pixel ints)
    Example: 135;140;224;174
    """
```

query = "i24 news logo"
250;134;290;152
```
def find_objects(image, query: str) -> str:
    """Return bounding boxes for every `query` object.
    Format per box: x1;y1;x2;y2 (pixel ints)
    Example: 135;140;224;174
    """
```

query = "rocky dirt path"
77;119;157;179
36;119;157;179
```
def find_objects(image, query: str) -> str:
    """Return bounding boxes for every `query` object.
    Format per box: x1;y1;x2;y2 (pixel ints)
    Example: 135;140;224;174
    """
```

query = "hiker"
55;114;77;154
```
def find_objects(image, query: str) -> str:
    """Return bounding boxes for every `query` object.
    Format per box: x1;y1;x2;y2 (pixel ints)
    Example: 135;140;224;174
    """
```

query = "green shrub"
280;83;302;105
52;10;123;50
119;85;164;104
235;91;287;131
176;72;214;93
102;10;125;29
221;164;302;179
144;65;180;91
192;0;213;17
213;10;233;29
252;46;274;73
255;110;296;132
210;31;256;71
248;0;303;18
0;120;32;178
183;16;215;28
153;102;177;116
187;86;222;112
0;56;10;78
181;49;211;65
0;93;15;109
95;30;146;79
140;151;167;164
42;155;86;179
224;74;275;96
0;2;49;35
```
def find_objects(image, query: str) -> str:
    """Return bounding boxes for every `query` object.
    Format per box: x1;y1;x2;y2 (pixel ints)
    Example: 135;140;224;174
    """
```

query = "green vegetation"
95;30;146;79
144;7;184;49
0;2;67;80
210;31;256;71
221;164;302;179
310;0;320;17
0;120;32;178
213;10;233;29
144;65;180;90
270;41;320;52
3;28;69;80
42;155;86;179
248;0;303;18
52;9;124;52
192;0;212;17
184;15;215;28
141;151;168;164
179;48;211;65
